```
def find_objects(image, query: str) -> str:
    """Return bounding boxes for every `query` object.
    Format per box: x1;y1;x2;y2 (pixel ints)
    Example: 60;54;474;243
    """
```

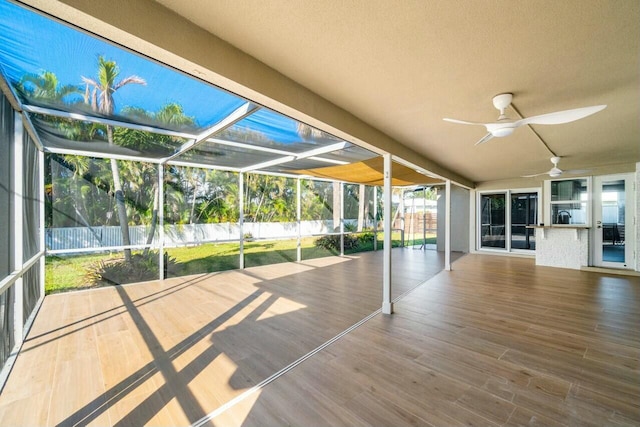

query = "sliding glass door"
479;190;538;252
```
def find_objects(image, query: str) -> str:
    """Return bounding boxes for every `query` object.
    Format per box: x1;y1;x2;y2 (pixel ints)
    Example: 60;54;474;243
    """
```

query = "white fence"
45;220;366;251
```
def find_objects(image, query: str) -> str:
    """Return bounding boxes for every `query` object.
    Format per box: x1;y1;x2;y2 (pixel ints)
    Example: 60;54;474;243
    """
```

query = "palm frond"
113;75;146;91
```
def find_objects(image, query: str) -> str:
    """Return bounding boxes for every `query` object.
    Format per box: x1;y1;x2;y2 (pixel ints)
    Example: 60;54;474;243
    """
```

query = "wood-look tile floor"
1;251;639;426
0;248;458;426
216;254;640;427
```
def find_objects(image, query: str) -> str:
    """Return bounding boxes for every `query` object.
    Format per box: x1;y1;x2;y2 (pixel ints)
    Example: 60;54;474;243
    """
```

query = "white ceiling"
149;0;639;184
21;0;640;185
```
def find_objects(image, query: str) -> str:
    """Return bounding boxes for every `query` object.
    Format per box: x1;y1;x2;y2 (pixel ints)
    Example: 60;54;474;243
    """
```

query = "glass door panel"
511;193;537;250
594;175;634;268
480;194;506;249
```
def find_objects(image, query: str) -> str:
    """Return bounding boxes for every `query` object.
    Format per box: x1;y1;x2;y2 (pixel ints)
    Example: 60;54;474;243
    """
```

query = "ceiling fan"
522;156;590;178
443;93;606;146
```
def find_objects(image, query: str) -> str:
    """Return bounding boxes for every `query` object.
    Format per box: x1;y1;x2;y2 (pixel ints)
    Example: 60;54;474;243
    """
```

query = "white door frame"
592;173;635;269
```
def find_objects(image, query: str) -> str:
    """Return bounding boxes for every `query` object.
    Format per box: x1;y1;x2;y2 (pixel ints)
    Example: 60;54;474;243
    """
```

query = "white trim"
592;173;635;269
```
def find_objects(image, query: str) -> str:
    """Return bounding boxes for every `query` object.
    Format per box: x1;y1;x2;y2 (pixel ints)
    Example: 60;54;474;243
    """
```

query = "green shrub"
314;234;359;251
358;231;375;244
85;251;176;286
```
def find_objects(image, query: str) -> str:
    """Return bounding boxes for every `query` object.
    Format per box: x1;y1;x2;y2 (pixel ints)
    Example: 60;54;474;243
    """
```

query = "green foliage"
358;230;375;244
314;234;359;251
343;222;357;232
85;251;176;286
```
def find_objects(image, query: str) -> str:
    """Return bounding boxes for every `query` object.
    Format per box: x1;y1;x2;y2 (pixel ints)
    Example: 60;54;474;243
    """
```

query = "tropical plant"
82;56;146;262
314;234;358;251
16;70;82;104
85;251;176;286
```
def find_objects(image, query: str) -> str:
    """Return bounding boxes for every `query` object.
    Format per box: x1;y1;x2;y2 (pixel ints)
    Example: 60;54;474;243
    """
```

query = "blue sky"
0;0;307;142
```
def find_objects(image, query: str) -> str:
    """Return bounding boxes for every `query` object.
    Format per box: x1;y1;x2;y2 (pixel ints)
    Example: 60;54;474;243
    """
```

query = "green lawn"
45;233;436;294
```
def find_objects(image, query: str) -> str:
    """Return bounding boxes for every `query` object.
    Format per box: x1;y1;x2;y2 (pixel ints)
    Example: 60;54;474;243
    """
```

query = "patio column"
382;153;393;314
296;178;301;262
12;112;24;343
445;179;452;271
38;149;45;297
340;182;344;256
158;165;165;280
373;187;378;251
239;172;244;269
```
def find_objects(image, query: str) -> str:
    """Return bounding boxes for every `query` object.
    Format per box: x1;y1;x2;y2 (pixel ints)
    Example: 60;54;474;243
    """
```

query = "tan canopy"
293;157;443;186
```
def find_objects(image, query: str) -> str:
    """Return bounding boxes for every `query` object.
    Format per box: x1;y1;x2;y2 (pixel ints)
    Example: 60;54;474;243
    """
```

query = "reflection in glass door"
511;193;537;250
594;175;633;268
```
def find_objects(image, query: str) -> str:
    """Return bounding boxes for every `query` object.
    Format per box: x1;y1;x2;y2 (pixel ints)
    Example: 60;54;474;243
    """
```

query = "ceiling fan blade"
518;105;606;126
474;132;494;146
521;171;549;178
564;169;591;175
443;118;485;126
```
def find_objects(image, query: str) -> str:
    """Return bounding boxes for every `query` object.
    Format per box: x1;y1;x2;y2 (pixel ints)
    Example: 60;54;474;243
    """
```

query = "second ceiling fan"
443;93;606;146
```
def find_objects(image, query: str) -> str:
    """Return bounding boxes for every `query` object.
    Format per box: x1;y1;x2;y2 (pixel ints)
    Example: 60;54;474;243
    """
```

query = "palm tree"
114;103;194;252
296;122;344;230
82;56;146;262
16;70;81;104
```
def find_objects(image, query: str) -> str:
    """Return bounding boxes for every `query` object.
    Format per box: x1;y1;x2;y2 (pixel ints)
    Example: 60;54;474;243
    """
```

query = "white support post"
239;172;245;269
340;182;344;257
382;154;393;314
13;112;24;342
158;165;165;280
296;178;301;262
445;179;452;271
38;148;45;298
373;187;378;251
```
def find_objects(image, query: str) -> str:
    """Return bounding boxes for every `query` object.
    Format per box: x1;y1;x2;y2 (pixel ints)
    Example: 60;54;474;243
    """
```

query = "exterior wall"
636;162;639;271
437;185;470;252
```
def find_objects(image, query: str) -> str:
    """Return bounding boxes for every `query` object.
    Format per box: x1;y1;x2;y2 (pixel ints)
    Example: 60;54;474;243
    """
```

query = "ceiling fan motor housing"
492;93;513;113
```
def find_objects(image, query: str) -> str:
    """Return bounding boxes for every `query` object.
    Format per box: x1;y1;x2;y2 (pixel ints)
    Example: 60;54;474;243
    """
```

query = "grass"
45;233;436;294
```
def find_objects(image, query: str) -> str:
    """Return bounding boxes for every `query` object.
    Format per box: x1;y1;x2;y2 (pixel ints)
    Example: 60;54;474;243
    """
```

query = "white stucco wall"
535;228;589;269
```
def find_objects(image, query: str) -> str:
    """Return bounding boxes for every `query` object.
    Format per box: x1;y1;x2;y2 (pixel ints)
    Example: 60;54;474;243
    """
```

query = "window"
549;178;589;225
